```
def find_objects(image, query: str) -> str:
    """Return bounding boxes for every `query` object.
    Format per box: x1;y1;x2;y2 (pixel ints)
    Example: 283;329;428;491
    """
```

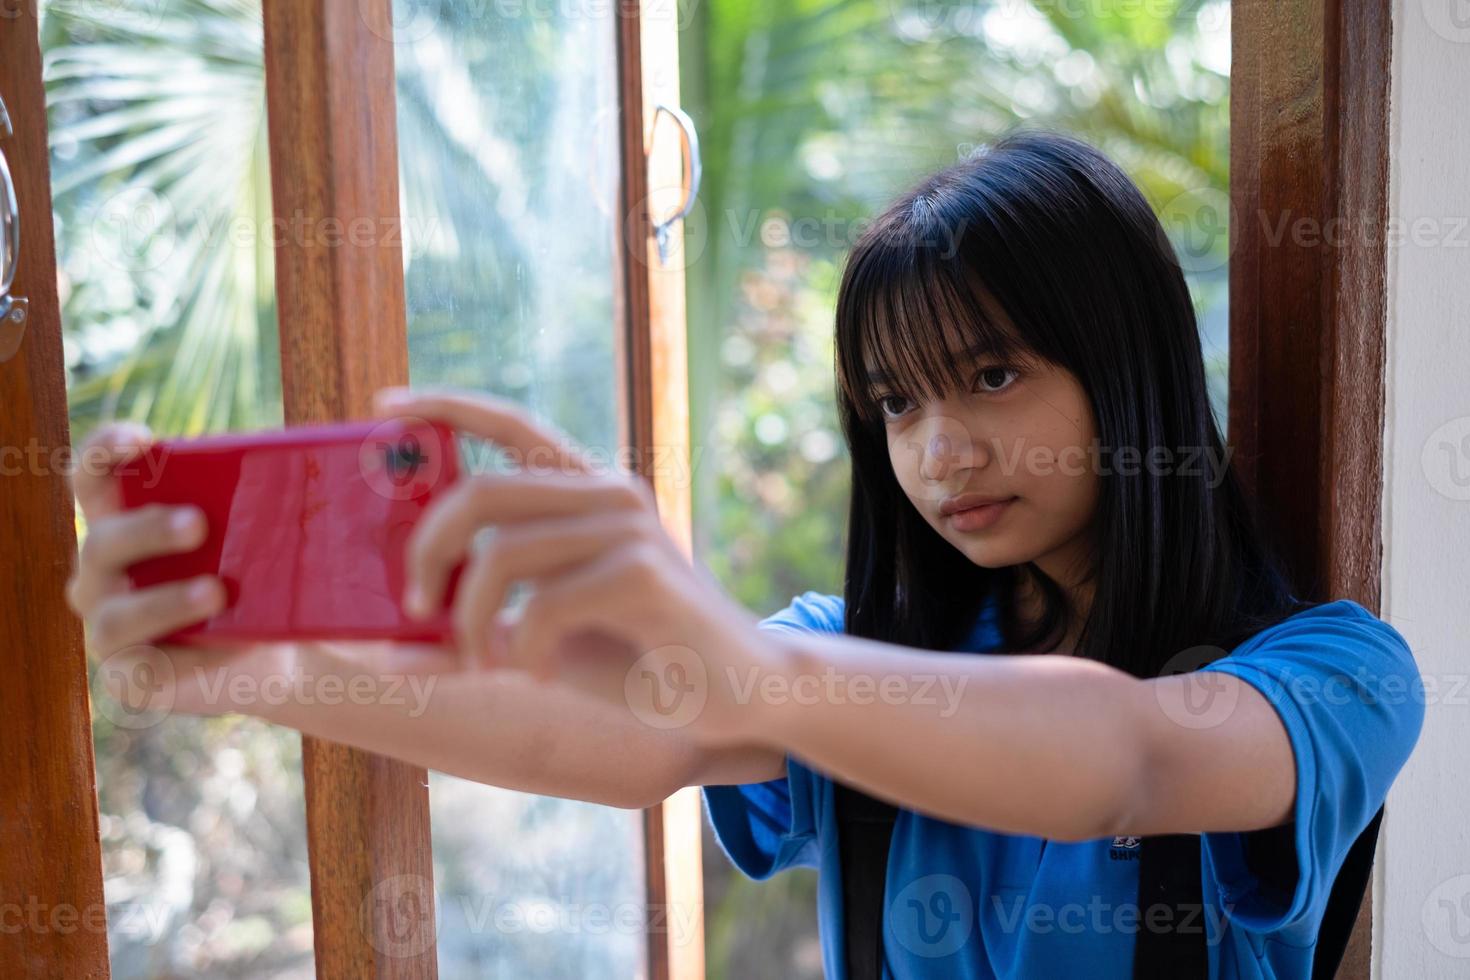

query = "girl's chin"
946;536;1017;568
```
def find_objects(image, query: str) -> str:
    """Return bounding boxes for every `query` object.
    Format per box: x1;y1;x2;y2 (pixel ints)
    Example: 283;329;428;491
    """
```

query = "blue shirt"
701;592;1424;979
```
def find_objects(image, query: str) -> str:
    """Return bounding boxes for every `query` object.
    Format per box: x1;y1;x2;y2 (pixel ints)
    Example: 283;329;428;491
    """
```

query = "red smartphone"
115;416;464;647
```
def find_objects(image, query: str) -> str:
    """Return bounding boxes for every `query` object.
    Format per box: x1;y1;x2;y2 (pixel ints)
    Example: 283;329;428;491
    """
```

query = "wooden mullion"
1230;3;1392;976
1320;0;1392;611
614;3;705;979
0;4;111;977
260;1;437;976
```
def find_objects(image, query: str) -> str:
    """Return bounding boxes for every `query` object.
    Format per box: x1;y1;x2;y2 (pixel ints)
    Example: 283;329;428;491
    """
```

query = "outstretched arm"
744;630;1295;842
65;421;782;812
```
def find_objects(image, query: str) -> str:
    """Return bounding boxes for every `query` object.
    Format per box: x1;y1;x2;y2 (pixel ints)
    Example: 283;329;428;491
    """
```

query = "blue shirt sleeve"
1196;600;1425;940
700;591;844;880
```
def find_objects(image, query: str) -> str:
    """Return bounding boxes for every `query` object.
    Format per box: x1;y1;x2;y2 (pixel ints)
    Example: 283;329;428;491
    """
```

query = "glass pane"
44;1;312;976
390;7;646;978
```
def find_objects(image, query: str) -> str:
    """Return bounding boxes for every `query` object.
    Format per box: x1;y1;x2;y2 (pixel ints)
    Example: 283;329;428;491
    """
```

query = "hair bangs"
836;229;1038;424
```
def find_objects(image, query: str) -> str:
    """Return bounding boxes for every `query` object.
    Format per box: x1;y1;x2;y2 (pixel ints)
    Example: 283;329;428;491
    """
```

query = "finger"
67;504;207;614
69;421;154;520
406;473;654;617
372;386;587;474
452;511;651;669
88;575;226;658
509;544;664;683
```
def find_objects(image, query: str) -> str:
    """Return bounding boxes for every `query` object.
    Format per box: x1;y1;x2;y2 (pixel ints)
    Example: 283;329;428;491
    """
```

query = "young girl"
68;130;1424;979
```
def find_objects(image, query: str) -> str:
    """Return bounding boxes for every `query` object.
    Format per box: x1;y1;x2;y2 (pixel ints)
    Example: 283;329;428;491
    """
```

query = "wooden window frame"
0;3;110;976
259;2;436;975
1230;3;1393;975
0;0;1393;975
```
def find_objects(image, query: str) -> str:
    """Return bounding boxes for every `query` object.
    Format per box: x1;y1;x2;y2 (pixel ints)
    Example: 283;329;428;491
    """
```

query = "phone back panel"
116;418;462;646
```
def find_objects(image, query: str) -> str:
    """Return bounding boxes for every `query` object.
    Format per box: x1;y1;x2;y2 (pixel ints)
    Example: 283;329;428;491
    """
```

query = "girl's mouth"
943;496;1017;532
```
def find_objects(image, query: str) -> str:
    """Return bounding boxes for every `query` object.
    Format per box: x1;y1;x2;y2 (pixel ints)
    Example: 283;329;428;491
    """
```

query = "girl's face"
868;338;1101;588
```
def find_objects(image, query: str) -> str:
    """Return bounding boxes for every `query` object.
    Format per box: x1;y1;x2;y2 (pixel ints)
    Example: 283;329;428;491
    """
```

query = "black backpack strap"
1133;804;1387;980
1133;833;1210;979
835;779;899;980
1311;804;1384;980
841;777;1385;980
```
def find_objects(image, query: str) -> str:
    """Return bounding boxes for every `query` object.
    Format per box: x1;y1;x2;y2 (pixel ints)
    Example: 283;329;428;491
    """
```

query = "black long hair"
834;130;1314;679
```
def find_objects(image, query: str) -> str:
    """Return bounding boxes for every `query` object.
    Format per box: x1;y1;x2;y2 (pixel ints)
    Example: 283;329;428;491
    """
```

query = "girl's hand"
376;386;781;746
63;422;304;719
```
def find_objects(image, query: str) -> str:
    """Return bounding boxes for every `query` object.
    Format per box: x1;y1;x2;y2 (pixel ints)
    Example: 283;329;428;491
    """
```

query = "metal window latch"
1;92;30;363
648;103;701;268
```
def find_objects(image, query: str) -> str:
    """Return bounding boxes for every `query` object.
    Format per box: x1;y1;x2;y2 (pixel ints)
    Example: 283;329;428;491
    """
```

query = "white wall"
1379;3;1470;976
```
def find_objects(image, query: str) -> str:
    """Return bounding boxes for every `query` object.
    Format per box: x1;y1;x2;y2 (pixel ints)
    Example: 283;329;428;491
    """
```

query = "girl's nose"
914;414;985;488
919;431;963;483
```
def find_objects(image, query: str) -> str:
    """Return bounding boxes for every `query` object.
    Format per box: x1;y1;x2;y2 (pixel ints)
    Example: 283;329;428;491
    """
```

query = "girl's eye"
974;366;1019;394
872;367;1017;419
870;393;905;420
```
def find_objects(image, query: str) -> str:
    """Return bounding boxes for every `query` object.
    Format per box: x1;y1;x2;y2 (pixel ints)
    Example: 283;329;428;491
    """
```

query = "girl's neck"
1013;559;1093;654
